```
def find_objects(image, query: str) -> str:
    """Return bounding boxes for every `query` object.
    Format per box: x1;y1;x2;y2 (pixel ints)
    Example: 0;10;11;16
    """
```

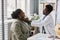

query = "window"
7;0;26;19
7;0;17;18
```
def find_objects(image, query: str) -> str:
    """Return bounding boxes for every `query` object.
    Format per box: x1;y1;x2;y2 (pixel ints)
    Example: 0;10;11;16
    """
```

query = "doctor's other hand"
30;26;35;30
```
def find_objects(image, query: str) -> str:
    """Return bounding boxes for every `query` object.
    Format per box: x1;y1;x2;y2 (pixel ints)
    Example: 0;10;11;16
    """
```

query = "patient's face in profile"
18;11;25;20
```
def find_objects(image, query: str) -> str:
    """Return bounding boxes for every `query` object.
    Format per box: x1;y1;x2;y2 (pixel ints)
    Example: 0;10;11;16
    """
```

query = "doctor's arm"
31;16;50;27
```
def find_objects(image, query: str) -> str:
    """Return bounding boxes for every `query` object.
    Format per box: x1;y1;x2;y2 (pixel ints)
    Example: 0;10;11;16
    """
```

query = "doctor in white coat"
31;5;55;36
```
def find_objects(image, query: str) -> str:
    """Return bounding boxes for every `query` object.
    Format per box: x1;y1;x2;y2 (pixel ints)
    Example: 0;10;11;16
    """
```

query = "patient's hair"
46;5;53;12
11;9;22;19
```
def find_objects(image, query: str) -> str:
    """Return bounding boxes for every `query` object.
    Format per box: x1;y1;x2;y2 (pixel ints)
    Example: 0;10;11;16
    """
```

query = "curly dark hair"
46;5;53;12
11;9;22;19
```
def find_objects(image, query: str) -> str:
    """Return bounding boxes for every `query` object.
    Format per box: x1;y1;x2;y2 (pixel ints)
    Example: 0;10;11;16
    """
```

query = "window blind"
0;0;2;40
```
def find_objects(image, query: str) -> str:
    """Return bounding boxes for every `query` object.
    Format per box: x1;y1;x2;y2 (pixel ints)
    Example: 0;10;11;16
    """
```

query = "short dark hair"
46;5;53;12
11;9;22;19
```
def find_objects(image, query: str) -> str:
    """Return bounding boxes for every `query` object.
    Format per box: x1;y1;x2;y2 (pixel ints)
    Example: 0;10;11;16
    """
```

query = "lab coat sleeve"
31;15;50;27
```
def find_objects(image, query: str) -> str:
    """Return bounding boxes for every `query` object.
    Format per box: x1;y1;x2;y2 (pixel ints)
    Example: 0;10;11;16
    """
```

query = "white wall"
30;0;38;15
45;0;56;3
26;0;38;19
56;0;60;24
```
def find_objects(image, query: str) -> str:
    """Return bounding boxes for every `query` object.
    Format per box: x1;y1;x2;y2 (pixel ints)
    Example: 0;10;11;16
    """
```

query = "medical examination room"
0;0;60;40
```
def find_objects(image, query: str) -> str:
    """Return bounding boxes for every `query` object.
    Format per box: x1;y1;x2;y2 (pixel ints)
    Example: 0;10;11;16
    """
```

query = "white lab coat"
31;14;55;35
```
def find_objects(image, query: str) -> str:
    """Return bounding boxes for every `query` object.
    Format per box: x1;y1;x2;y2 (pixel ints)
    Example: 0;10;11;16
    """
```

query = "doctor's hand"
48;35;54;38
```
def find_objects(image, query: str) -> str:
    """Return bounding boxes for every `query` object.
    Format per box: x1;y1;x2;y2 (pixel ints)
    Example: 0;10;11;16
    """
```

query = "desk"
27;33;60;40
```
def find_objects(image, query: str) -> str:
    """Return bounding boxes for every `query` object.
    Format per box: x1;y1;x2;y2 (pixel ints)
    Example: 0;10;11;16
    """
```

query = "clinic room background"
0;0;60;40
